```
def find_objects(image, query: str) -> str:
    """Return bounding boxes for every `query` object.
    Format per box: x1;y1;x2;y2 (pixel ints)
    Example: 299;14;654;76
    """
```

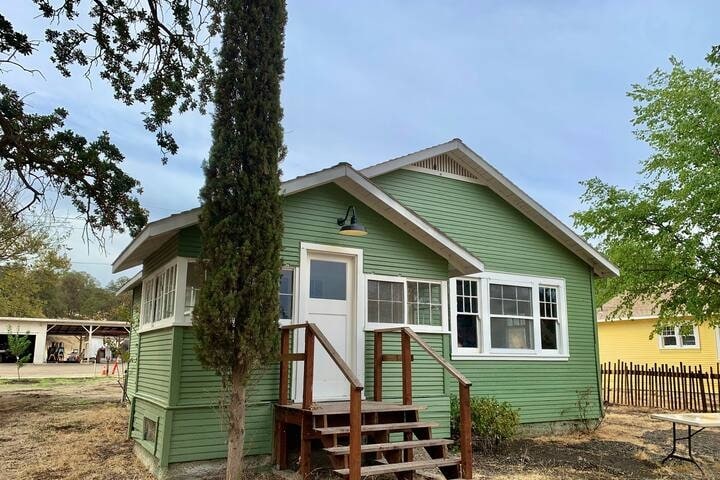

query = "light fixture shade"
337;205;368;236
339;222;367;236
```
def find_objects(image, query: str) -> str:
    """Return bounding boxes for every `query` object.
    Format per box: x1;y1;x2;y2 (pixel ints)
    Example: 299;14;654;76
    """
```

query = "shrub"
450;394;520;452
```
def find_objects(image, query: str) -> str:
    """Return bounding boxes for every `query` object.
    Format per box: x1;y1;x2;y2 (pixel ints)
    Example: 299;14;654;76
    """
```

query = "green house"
114;139;618;479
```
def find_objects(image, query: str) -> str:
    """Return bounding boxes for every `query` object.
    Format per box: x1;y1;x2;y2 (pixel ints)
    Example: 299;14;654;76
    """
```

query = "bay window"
366;275;447;331
450;273;568;359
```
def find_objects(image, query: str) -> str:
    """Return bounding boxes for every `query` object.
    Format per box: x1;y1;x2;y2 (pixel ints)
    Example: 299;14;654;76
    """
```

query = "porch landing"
277;400;427;414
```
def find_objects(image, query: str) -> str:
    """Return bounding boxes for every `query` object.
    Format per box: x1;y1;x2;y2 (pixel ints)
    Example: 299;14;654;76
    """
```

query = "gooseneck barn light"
337;206;368;237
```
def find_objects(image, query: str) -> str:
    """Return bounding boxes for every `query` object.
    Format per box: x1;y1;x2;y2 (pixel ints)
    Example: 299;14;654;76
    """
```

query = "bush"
450;394;519;452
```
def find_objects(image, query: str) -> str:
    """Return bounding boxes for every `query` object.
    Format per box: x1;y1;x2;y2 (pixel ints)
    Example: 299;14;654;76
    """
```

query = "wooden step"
314;421;438;436
334;458;461;476
324;438;454;455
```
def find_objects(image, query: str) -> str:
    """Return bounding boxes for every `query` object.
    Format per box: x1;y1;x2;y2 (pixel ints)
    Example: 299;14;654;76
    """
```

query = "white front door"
295;247;359;401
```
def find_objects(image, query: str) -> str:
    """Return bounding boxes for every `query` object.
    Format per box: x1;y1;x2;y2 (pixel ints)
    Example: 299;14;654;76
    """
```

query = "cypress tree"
192;1;286;478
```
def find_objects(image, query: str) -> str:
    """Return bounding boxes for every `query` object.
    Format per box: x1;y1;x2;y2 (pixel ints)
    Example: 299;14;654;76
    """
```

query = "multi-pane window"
365;277;446;330
660;325;697;348
456;279;479;348
279;269;295;321
367;280;404;324
451;274;567;357
408;281;442;326
539;286;559;350
142;264;177;325
489;284;534;350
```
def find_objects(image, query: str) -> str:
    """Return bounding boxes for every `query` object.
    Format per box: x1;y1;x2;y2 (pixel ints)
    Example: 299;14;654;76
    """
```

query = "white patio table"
650;413;720;472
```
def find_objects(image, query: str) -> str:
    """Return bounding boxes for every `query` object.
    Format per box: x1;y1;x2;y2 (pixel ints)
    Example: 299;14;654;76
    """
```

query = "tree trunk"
225;365;247;480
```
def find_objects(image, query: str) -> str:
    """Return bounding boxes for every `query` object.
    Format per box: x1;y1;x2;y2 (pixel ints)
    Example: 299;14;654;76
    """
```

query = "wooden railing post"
349;386;362;480
374;331;383;401
303;327;315;410
401;329;412;405
459;383;472;479
278;328;290;405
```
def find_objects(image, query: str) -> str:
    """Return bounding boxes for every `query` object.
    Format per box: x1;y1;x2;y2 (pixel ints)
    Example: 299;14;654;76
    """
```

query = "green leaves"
574;49;720;330
0;84;148;235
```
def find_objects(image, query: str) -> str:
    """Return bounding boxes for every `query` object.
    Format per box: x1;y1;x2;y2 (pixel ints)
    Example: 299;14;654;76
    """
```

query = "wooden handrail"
306;323;363;389
374;326;473;479
278;323;362;480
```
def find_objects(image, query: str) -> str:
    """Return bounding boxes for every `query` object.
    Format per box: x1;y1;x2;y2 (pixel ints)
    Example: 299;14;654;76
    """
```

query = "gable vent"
411;154;478;180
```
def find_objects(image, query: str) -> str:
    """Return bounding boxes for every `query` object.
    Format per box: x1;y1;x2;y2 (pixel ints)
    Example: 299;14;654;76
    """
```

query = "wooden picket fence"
601;361;720;412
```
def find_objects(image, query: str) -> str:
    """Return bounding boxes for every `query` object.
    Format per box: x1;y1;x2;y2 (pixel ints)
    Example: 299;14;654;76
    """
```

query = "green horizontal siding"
175;184;449;280
132;397;167;459
168;404;273;463
364;332;446;399
136;328;173;402
373;169;602;423
144;235;179;276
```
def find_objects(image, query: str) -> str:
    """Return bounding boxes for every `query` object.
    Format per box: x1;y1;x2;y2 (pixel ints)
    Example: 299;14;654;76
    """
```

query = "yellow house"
597;297;720;371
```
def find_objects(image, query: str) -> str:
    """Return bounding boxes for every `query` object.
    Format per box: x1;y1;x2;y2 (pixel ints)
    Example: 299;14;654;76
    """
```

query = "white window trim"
658;326;700;350
138;257;194;333
363;273;449;333
450;271;569;361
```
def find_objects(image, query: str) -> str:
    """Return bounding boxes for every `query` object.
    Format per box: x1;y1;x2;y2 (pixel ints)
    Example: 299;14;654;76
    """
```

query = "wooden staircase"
274;324;473;480
319;402;462;479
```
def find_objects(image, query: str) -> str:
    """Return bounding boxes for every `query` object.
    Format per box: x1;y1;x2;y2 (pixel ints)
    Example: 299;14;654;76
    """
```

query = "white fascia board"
453;142;619;278
360;139;461;178
115;271;143;296
112;209;200;273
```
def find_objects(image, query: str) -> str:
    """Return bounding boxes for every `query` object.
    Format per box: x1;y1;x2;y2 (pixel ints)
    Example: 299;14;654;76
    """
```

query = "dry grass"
474;406;720;479
2;379;719;480
0;377;152;480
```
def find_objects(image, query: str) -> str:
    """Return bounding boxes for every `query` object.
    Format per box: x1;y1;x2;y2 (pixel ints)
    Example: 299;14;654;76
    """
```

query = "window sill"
138;318;192;334
364;323;449;334
451;353;570;362
660;346;700;350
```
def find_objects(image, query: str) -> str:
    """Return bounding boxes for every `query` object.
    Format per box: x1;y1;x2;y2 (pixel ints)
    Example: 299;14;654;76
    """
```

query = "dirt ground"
475;406;720;480
0;378;717;480
0;377;152;480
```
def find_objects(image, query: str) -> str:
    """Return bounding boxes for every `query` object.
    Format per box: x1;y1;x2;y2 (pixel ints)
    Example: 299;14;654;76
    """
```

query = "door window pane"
309;260;346;300
491;317;534;349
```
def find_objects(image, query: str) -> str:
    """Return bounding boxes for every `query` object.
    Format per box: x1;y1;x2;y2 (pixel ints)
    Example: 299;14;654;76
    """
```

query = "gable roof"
361;139;619;277
112;163;485;275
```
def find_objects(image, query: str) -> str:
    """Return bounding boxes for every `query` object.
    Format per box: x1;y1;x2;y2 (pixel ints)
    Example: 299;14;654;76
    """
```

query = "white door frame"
292;242;365;402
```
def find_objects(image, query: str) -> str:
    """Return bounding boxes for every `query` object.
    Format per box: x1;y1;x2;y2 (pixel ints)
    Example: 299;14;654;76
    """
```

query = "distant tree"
573;48;720;330
192;0;286;478
7;328;32;380
0;248;69;317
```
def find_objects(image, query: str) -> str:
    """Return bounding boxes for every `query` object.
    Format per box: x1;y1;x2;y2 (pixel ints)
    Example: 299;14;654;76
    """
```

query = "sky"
4;1;719;285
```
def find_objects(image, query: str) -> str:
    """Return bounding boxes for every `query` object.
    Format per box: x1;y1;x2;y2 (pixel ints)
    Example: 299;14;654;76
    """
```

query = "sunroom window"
183;261;204;321
450;273;568;359
141;263;177;325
